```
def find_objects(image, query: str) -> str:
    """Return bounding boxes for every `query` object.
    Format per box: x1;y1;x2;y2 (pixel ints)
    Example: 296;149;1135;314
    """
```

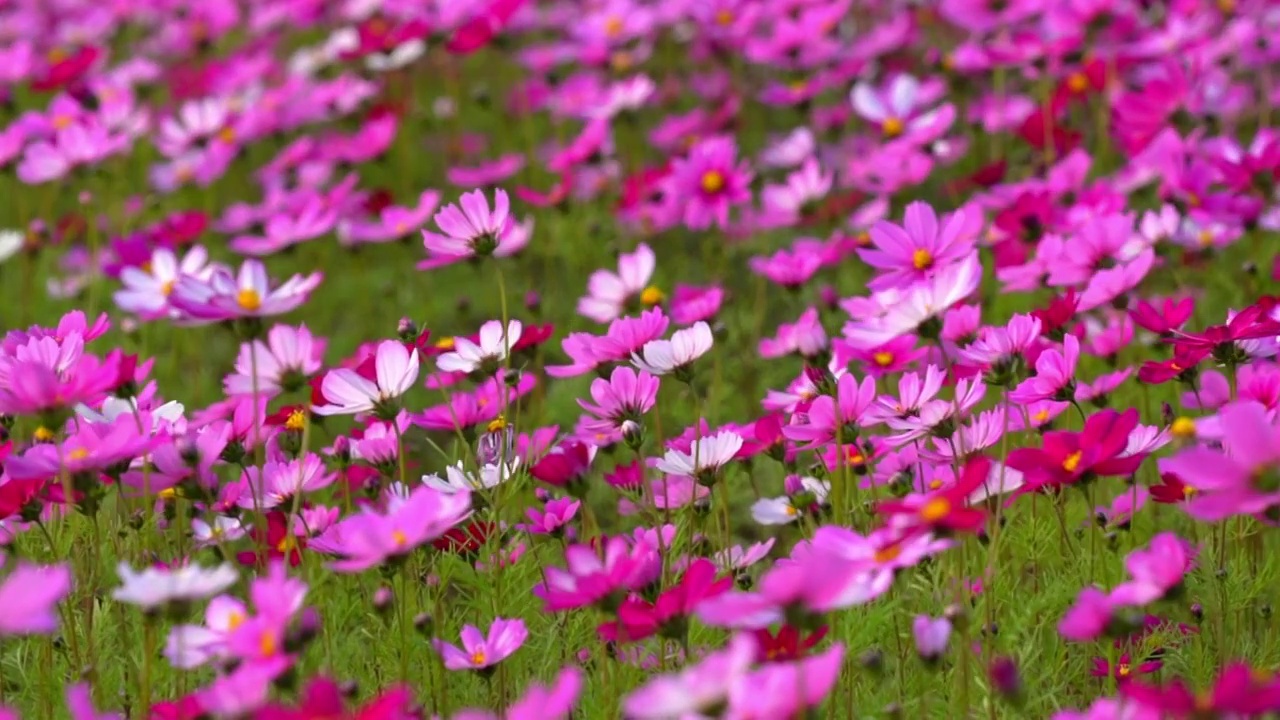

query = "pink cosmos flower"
534;535;661;612
546;309;669;378
420;188;529;264
913;615;952;660
843;254;983;349
223;324;326;398
338;190;441;246
237;453;336;510
749;247;823;289
622;633;755;719
782;374;877;449
312;340;419;419
669;284;724;326
1009;334;1080;405
229;197;339;257
1160;401;1280;521
577;243;659;324
321;484;472;572
667;135;753;230
577;366;659;437
729;643;844;718
1111;532;1193;606
446;154;526;187
433;618;528;671
113;245;213;321
0;555;72;635
169;259;322;325
0;349;120;418
858;202;978;291
759;307;827;360
849;74;946;141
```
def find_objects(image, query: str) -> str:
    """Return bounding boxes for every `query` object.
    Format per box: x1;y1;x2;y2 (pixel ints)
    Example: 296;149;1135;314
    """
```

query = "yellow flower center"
610;51;633;72
276;534;297;553
874;543;902;563
53;115;73;131
236;288;262;311
67;448;89;461
1197;229;1214;247
928;479;943;490
285;408;307;431
846;450;865;465
873;351;894;367
715;9;733;25
784;504;798;517
1182;484;1197;499
487;415;508;433
855;231;871;246
640;286;664;306
1171;416;1196;438
260;631;278;657
1218;0;1235;12
700;170;726;194
470;650;487;666
1067;72;1089;94
162;279;176;297
1062;451;1083;473
920;497;951;522
33;426;55;442
604;16;623;37
1033;409;1050;423
881;117;904;138
158;488;178;500
1117;663;1130;677
435;336;455;350
911;248;934;271
392;529;407;547
227;611;245;630
217;126;236;145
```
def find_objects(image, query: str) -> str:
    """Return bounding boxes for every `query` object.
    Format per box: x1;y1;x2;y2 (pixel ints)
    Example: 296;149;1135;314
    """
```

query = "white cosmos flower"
631;322;713;375
192;516;245;548
654;431;744;477
113;562;239;610
0;229;22;263
366;39;426;72
750;476;830;525
436;320;522;374
423;459;521;494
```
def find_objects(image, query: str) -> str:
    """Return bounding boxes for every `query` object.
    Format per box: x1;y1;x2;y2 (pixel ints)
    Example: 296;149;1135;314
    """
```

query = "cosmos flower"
421;188;530;263
312;340;419;418
433;618;528;671
169;259;322;325
112;562;238;611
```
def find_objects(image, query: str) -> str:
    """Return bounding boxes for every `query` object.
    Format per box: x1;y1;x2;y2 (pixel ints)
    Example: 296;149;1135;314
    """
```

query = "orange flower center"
392;529;407;547
700;170;726;194
68;448;89;461
33;427;54;442
227;611;245;630
470;650;487;666
881;117;904;138
1062;451;1083;473
604;16;624;37
1170;417;1196;438
162;279;176;297
640;286;664;306
715;9;733;25
260;631;278;657
1067;72;1089;94
236;288;262;311
912;248;934;271
920;497;951;522
1117;663;1130;677
874;543;902;563
873;351;894;367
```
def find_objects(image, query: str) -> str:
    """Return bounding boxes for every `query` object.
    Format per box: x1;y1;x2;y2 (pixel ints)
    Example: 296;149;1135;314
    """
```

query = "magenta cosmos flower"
858;201;979;291
577;366;659;437
433;617;528;671
420;188;530;265
169;259;322;325
1160;401;1280;521
320;484;472;573
668;136;753;230
0;555;72;636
